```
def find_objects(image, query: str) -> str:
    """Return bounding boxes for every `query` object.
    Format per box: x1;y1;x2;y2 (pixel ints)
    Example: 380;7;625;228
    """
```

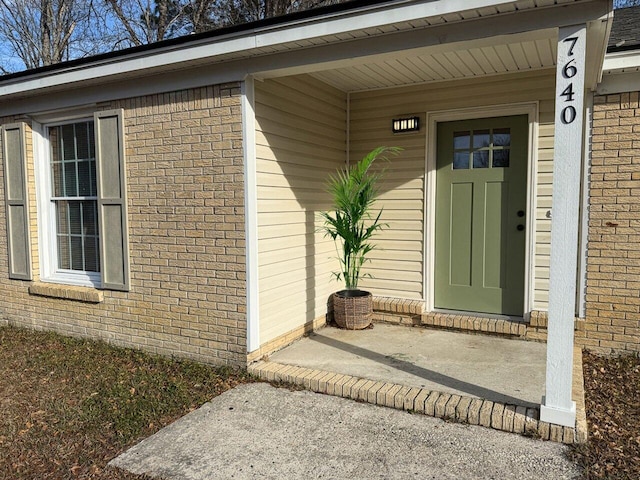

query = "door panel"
450;182;473;287
435;115;528;316
484;181;507;289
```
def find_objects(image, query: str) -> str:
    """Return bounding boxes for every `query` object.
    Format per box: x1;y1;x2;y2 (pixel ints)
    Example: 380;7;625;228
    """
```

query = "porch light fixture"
392;116;420;133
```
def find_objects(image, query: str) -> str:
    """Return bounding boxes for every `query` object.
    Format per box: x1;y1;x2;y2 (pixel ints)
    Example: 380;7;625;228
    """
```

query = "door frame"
424;102;539;318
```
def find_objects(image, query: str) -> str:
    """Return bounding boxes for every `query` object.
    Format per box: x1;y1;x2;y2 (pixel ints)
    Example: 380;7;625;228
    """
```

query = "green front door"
435;115;528;316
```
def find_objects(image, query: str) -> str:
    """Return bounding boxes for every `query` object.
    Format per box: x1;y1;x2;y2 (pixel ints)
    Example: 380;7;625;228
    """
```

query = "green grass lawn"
0;326;252;479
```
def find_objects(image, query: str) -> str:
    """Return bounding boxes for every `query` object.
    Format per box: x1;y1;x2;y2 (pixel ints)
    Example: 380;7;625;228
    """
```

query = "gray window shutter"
95;109;130;291
1;123;32;280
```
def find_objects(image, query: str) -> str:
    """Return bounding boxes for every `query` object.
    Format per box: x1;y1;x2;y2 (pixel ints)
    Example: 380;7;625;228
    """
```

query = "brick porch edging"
372;297;550;341
248;346;588;445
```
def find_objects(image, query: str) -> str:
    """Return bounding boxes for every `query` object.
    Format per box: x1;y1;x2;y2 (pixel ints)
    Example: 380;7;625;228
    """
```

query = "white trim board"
424;102;539;317
598;50;640;94
602;49;640;72
598;70;640;95
242;77;260;353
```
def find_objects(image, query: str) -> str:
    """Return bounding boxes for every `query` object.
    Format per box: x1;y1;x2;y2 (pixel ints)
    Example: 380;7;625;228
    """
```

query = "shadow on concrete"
309;332;537;408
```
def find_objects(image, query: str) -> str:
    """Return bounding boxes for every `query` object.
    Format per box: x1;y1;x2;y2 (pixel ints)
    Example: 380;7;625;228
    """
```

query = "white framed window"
37;119;101;287
30;108;129;291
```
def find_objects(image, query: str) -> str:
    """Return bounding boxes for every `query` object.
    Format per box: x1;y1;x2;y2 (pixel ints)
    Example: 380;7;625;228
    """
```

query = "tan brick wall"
0;83;248;366
582;91;640;355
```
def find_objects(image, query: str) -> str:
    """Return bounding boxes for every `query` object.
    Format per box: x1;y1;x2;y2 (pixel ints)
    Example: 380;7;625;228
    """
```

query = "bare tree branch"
0;0;349;72
0;0;96;71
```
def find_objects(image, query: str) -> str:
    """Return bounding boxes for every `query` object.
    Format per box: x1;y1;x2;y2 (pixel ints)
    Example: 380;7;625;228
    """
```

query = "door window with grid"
48;121;100;275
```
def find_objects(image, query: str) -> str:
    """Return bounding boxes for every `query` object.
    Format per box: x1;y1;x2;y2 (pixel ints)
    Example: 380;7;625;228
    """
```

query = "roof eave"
0;0;549;97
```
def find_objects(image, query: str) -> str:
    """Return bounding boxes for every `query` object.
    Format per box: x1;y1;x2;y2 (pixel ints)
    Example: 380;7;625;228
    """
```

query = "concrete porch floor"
249;323;588;444
270;323;546;408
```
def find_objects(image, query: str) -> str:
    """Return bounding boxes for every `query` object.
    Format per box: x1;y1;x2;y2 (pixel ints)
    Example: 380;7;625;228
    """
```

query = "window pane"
68;202;82;235
61;124;76;160
57;201;69;235
493;128;511;147
57;235;71;269
52;162;64;197
90;160;97;196
473;150;489;168
453;131;470;149
473;130;490;148
49;127;60;161
84;237;99;272
51;121;95;198
493;149;510;168
88;122;95;156
83;201;97;236
64;161;77;197
70;237;83;270
78;161;92;196
55;199;99;272
453;152;470;169
76;123;90;160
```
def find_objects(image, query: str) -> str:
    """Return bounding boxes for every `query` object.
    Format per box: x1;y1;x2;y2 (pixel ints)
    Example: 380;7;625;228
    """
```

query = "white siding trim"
525;103;540;319
424;102;539;315
242;77;260;353
425;121;436;309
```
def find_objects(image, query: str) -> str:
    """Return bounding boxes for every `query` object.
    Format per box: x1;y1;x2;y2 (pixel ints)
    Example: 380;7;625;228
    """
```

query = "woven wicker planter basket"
333;290;372;330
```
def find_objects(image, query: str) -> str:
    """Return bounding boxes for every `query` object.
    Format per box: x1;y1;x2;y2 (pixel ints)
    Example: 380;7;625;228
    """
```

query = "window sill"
29;282;104;303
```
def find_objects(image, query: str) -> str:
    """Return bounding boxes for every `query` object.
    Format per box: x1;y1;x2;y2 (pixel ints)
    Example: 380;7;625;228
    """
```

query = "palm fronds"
321;146;401;290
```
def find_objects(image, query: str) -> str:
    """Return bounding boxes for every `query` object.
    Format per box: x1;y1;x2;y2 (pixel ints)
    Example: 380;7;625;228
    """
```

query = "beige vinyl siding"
255;75;346;345
533;99;555;310
349;69;555;308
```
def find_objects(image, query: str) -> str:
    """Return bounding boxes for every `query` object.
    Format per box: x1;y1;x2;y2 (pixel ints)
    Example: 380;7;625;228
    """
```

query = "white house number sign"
559;36;580;125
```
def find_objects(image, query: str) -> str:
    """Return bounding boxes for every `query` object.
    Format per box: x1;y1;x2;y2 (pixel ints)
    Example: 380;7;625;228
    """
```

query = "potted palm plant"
321;146;400;329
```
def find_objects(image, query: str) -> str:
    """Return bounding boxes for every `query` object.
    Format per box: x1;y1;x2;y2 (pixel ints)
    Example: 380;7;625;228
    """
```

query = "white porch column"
242;76;260;353
541;25;587;427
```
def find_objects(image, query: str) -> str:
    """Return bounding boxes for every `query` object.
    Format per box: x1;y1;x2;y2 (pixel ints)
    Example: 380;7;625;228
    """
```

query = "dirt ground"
570;351;640;480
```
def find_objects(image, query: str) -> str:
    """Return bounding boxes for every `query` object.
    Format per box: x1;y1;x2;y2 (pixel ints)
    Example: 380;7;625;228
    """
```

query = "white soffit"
0;0;594;98
308;32;559;91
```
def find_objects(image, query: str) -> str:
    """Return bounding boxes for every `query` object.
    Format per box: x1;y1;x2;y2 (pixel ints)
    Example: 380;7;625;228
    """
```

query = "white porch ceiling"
308;36;559;92
252;0;610;93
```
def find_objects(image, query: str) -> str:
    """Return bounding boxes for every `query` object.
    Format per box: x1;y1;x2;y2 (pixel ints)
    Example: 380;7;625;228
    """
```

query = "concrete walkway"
249;323;586;443
270;323;546;407
111;383;579;480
